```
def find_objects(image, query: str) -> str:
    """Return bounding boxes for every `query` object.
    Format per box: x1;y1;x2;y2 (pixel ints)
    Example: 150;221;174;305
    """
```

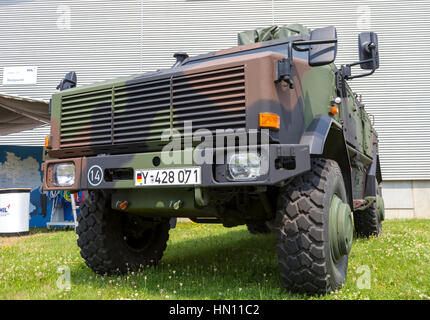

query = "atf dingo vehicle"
43;24;384;294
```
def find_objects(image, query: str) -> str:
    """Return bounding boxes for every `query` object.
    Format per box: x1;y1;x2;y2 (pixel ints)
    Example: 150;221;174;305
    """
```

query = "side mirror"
358;32;379;70
173;52;189;67
309;26;338;67
57;71;77;91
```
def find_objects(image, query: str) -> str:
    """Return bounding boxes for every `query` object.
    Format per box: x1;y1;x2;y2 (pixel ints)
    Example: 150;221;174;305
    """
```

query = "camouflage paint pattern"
42;26;380;217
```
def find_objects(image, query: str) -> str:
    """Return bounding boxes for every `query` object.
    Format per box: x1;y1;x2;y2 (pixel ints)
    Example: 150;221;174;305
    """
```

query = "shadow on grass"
30;227;77;235
166;228;276;264
0;227;65;247
69;228;304;299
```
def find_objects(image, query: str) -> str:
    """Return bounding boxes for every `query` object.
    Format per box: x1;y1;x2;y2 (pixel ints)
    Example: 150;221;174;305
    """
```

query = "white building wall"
382;181;430;219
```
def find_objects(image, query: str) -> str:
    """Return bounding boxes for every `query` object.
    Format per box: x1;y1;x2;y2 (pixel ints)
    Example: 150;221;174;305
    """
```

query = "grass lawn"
0;219;429;300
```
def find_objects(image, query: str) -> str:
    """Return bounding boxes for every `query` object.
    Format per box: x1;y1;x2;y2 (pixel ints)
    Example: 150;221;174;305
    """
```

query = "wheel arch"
376;154;383;184
364;145;383;197
300;115;353;207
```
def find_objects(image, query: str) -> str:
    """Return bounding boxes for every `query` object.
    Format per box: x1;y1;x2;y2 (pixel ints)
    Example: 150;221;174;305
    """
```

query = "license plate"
135;167;201;186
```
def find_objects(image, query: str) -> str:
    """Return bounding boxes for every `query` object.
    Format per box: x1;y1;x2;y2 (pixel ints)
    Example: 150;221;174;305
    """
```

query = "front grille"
172;66;246;132
113;78;172;144
59;65;246;151
60;88;113;148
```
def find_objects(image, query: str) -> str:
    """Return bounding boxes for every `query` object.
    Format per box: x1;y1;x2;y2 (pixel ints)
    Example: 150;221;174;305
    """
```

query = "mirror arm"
276;37;339;87
292;38;338;51
344;47;377;80
348;57;374;67
345;67;375;80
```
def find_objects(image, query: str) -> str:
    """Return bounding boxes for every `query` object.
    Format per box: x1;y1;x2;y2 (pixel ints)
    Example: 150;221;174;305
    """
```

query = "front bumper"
42;144;310;191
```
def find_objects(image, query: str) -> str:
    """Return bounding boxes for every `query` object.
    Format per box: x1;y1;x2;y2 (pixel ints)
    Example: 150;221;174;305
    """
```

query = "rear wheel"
354;183;384;237
276;158;353;295
76;191;170;275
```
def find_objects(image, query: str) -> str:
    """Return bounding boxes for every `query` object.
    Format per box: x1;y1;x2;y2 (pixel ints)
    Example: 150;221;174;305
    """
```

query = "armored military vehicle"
42;24;384;295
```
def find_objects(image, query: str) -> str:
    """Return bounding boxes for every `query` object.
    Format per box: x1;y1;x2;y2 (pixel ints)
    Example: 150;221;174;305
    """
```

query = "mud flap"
169;218;177;229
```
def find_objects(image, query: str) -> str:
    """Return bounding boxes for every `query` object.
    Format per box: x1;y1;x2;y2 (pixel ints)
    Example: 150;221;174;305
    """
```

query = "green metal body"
43;24;381;227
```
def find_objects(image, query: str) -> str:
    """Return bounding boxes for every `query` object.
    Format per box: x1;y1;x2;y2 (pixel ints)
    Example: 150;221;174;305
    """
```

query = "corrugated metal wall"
0;0;142;146
0;0;429;181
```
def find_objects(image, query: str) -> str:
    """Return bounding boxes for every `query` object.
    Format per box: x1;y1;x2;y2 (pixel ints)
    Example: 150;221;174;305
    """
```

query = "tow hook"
169;200;183;210
115;200;129;211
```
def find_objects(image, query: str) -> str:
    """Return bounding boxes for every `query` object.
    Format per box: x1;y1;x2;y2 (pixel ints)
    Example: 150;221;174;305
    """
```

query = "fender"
364;144;382;197
300;114;339;154
300;114;353;207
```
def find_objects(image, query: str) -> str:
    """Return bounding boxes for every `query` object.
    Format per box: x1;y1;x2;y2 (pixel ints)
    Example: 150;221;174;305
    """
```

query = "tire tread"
276;158;341;295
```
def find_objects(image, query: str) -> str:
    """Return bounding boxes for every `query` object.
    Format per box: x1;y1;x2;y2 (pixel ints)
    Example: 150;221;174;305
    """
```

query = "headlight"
227;152;262;181
53;163;75;187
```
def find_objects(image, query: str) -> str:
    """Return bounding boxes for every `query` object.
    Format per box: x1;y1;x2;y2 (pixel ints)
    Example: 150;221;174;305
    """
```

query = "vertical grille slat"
59;65;246;151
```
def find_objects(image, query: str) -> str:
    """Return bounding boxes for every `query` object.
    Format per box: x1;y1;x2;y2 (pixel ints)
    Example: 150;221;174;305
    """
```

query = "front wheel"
77;191;170;275
276;158;353;295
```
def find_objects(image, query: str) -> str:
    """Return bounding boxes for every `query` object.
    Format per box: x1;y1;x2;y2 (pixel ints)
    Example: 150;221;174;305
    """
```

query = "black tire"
246;222;271;235
354;184;384;238
276;158;352;295
76;191;170;275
